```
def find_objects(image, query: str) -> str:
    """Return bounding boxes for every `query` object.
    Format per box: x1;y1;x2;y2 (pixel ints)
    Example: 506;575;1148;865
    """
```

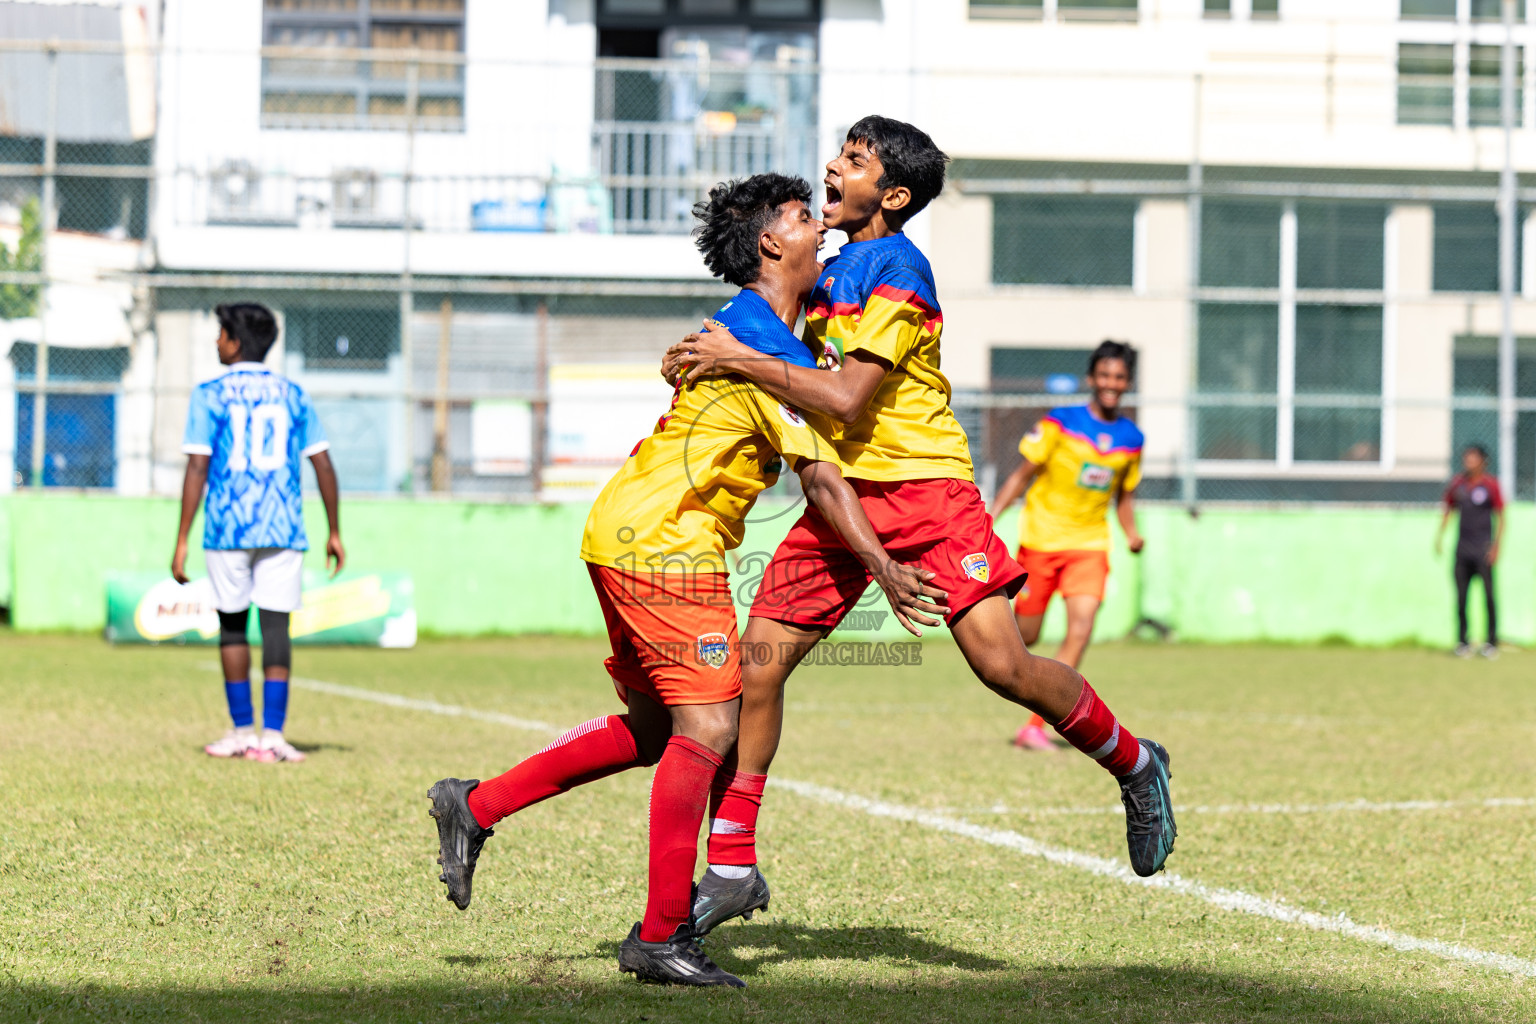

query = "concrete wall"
3;493;1528;649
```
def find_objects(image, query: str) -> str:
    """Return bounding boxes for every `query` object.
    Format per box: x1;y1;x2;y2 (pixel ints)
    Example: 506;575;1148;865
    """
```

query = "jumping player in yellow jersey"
665;117;1176;936
425;173;942;990
991;341;1146;751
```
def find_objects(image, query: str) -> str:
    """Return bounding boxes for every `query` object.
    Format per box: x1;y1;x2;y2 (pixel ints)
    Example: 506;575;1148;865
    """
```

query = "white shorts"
205;548;305;614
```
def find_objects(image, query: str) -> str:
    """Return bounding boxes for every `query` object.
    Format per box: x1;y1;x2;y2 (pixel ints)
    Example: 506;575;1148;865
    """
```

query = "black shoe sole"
618;957;746;988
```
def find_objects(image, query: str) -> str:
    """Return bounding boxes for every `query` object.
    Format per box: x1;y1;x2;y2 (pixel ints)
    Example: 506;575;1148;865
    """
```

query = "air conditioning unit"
332;168;378;223
209;160;262;221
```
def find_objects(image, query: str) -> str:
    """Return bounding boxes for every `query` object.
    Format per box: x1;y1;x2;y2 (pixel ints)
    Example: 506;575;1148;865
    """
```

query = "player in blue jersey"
171;302;344;764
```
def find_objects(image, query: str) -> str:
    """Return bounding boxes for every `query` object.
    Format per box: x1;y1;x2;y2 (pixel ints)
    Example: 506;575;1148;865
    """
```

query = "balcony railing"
171;52;820;236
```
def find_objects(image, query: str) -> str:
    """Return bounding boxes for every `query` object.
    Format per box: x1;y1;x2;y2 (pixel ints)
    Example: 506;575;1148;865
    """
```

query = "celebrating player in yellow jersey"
991;341;1145;750
665;117;1176;934
426;172;941;990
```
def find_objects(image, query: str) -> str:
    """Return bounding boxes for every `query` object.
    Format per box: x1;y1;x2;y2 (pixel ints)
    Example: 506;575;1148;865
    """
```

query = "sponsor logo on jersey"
960;552;990;583
696;632;730;669
818;339;843;372
1078;463;1115;491
778;403;806;427
1096;432;1113;453
1472;486;1488;504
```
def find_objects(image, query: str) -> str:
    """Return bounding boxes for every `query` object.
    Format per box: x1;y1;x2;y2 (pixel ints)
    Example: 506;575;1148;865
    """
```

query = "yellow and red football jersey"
1017;405;1143;553
581;376;838;573
803;233;972;483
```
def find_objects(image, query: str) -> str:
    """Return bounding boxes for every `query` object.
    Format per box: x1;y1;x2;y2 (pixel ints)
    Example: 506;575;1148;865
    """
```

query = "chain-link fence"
3;34;1536;506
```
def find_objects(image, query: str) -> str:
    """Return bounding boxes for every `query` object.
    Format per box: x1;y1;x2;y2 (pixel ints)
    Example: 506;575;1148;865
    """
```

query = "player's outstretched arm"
309;450;346;577
796;459;949;636
171;454;209;584
990;459;1038;516
663;322;887;424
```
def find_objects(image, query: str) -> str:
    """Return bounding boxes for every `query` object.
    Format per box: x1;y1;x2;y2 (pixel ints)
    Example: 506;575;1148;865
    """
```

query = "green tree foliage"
0;198;43;319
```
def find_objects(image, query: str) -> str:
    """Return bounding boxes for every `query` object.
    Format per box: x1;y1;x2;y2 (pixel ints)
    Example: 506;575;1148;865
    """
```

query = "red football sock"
467;714;642;829
639;736;723;943
1052;678;1144;777
706;769;767;867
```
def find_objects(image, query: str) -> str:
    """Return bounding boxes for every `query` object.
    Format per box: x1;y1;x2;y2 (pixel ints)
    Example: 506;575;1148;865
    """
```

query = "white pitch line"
287;675;1536;980
290;676;562;736
770;778;1536;980
950;796;1536;818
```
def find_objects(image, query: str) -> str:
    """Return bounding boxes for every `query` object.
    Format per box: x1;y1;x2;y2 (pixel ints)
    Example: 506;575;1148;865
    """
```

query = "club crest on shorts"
696;632;730;669
960;552;990;583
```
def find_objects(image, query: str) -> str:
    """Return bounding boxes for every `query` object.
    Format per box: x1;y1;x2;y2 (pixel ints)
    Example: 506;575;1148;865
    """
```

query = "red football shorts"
748;477;1026;630
586;563;743;707
1012;547;1110;617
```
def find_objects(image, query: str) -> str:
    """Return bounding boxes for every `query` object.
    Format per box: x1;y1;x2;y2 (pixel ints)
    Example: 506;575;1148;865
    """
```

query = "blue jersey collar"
831;231;907;257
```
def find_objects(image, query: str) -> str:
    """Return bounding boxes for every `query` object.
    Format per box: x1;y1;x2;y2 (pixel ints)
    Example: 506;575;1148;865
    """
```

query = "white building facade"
7;0;1532;501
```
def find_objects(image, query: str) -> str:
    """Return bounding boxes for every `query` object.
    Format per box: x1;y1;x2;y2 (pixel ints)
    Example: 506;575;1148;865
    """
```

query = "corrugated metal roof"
0;3;148;142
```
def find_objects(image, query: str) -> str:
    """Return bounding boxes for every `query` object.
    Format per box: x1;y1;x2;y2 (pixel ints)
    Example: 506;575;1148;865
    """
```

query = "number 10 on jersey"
226;403;290;472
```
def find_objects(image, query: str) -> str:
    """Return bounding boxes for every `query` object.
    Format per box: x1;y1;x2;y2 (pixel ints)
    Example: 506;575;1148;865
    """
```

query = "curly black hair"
846;115;948;223
692;173;813;286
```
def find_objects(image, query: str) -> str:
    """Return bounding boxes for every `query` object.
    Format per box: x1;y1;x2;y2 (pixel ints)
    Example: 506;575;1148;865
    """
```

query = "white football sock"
708;864;753;880
1131;744;1150;774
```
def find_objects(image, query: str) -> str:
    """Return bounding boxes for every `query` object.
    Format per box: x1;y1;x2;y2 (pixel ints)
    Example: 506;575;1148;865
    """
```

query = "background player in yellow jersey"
991;341;1145;750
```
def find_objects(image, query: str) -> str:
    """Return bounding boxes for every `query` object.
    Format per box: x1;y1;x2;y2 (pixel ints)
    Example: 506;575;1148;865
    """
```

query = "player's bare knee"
671;702;739;756
691;713;739;757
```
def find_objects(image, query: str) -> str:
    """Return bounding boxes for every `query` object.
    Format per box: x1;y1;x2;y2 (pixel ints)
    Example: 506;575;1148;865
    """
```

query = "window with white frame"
1195;201;1389;466
261;0;466;131
1398;2;1529;128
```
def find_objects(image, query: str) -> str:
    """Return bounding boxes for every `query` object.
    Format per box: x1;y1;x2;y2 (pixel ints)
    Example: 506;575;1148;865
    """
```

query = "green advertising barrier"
5;491;1533;646
105;570;417;647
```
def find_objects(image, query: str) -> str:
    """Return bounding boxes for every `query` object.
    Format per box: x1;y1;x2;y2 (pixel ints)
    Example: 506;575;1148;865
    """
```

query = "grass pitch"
4;633;1536;1023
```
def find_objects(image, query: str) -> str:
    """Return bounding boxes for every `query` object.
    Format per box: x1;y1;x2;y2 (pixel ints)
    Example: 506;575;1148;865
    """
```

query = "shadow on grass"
5;963;1507;1024
592;923;1011;975
289;741;353;754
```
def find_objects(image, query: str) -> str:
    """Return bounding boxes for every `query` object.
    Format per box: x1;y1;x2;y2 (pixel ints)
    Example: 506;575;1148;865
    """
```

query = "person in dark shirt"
1435;444;1505;659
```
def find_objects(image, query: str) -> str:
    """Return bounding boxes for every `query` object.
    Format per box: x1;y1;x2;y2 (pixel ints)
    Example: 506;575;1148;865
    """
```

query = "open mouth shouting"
822;178;843;219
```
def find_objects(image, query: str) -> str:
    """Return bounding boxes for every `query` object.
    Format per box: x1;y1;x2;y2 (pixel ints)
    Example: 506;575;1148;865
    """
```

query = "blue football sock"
262;678;289;733
224;680;255;729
